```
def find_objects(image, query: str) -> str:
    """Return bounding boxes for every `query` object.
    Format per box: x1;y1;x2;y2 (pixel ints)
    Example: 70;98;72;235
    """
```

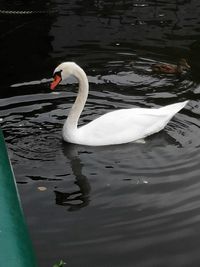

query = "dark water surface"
1;1;200;266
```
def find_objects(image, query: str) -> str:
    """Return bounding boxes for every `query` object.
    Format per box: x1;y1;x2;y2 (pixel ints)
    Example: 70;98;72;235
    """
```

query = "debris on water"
38;186;47;191
136;177;149;184
53;260;66;267
51;91;61;95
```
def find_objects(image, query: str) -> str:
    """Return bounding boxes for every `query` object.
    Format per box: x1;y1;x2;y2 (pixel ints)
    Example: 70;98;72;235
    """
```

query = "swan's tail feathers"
160;100;189;114
146;100;189;138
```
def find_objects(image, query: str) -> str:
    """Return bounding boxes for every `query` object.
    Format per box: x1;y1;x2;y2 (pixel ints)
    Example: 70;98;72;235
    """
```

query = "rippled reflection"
54;144;91;211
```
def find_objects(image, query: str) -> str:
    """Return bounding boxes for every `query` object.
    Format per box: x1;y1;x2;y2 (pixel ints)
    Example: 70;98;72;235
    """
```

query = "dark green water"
1;1;200;266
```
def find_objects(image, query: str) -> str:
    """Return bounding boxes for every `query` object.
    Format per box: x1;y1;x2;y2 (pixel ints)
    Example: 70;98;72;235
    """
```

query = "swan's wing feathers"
77;108;171;145
76;101;188;146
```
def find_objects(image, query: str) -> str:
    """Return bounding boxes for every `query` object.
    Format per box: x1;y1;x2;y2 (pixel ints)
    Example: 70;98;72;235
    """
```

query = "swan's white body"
51;62;188;146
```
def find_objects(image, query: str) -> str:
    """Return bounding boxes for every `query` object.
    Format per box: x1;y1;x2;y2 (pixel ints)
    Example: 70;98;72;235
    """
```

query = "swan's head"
50;62;78;90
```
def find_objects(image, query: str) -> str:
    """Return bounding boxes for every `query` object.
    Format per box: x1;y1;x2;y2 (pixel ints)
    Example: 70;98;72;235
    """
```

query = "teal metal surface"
0;129;38;267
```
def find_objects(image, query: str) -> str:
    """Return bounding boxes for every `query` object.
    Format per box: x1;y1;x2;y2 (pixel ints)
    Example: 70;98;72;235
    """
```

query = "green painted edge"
0;129;38;267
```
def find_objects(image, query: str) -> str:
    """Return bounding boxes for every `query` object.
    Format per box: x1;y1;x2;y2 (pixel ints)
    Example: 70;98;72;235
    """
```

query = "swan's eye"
53;70;62;79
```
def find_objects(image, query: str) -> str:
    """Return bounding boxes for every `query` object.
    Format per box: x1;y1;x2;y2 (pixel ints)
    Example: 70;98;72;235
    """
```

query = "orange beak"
50;74;62;90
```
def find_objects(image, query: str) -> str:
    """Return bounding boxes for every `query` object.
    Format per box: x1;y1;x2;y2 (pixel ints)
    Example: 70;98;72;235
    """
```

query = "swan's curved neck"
64;66;89;135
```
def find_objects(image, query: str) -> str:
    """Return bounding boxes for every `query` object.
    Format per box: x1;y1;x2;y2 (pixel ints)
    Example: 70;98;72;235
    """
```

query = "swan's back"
66;101;188;146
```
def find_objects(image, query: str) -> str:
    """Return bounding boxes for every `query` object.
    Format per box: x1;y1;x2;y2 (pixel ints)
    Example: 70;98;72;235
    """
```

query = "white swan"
50;62;188;146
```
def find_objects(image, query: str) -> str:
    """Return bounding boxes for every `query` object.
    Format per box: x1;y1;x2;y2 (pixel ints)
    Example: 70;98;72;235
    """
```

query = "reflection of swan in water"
54;143;91;211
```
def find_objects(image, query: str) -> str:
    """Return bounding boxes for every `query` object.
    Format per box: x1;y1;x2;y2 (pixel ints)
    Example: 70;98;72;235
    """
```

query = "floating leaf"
60;260;66;266
53;260;66;267
37;186;47;191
